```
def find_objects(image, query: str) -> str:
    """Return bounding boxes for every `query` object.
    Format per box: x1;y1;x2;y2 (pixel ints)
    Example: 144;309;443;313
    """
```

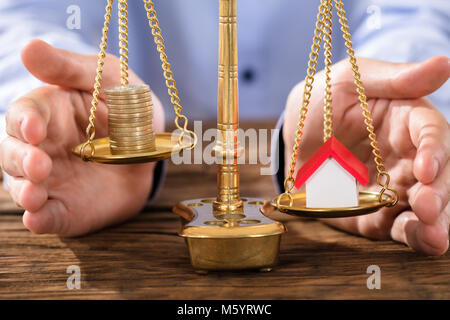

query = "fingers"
320;211;395;241
408;104;450;184
8;177;48;213
336;56;450;100
22;200;70;235
391;209;449;256
392;161;449;255
21;40;139;93
6;95;50;145
408;160;449;225
0;136;52;183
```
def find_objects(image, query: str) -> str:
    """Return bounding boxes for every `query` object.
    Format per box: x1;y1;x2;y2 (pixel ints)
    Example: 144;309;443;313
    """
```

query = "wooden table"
0;122;448;300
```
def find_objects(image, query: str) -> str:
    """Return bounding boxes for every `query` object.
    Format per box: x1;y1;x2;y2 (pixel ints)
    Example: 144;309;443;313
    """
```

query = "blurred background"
0;0;448;123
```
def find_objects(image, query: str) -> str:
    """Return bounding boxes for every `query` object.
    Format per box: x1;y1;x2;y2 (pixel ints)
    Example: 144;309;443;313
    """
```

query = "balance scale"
73;0;398;272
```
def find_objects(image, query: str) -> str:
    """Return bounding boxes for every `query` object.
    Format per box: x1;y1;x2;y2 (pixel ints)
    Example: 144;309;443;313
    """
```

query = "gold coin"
107;100;151;106
106;100;152;107
108;107;152;113
108;112;152;118
110;134;155;142
109;131;154;140
105;84;150;95
106;91;151;98
105;84;150;94
110;137;154;143
110;148;154;155
108;112;153;120
106;93;151;100
110;144;156;150
108;105;152;113
108;124;154;132
110;128;154;135
105;88;150;96
110;144;156;151
108;116;153;123
108;119;153;125
109;112;153;118
110;139;155;146
108;123;153;129
110;132;154;139
109;127;153;132
111;148;155;155
108;109;152;116
110;140;156;148
106;97;151;104
110;141;156;149
111;132;155;139
107;101;152;107
109;113;152;118
107;106;152;113
108;121;153;127
112;136;155;142
110;147;156;153
110;137;154;144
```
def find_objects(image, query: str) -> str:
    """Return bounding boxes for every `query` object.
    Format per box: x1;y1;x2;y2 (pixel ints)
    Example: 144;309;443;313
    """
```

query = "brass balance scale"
73;0;399;272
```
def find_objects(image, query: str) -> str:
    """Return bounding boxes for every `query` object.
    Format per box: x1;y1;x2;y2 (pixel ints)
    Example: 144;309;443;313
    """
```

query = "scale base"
173;197;286;272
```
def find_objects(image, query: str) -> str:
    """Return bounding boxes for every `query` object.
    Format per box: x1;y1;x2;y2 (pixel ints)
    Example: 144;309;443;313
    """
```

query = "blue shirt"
0;0;448;124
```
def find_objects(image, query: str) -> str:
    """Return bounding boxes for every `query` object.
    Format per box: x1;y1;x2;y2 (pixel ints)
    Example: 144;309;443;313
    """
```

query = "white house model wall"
305;157;359;208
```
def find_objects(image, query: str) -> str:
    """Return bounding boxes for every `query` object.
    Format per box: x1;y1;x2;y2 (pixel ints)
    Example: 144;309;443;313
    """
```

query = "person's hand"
283;56;450;255
0;40;165;236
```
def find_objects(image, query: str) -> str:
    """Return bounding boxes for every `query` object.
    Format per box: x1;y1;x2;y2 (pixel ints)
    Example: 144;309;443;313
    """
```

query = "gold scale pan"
271;0;398;218
72;0;397;273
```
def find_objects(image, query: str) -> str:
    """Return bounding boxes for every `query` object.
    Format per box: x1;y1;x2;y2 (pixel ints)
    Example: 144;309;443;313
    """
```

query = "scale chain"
80;0;114;160
277;0;327;207
322;0;333;142
118;0;129;86
142;0;197;148
333;0;398;206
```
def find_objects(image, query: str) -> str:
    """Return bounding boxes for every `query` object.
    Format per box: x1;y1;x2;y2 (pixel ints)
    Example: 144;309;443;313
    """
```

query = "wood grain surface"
0;122;448;299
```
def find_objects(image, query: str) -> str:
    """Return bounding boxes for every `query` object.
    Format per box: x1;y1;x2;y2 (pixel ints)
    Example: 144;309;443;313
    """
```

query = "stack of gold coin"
105;84;156;155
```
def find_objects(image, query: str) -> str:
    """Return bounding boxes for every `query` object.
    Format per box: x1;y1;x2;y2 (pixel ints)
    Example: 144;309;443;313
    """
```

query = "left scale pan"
72;133;192;165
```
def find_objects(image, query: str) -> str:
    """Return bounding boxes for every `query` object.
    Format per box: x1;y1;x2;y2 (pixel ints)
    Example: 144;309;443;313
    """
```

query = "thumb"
338;56;450;99
21;39;137;92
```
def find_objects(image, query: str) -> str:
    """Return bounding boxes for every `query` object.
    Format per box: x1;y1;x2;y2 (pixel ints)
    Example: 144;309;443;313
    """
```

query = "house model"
294;137;369;208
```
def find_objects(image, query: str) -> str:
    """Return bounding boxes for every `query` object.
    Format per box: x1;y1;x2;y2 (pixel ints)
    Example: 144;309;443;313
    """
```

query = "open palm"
283;57;450;255
1;40;164;236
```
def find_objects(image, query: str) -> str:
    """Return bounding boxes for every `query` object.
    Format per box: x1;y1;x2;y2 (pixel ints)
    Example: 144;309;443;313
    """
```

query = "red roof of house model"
294;136;369;189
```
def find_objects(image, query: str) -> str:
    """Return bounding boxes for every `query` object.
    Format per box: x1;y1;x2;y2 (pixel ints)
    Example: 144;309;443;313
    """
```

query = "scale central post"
174;0;286;272
214;0;242;213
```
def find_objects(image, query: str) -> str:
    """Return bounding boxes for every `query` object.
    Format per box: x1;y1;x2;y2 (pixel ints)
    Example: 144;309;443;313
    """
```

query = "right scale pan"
272;191;395;218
